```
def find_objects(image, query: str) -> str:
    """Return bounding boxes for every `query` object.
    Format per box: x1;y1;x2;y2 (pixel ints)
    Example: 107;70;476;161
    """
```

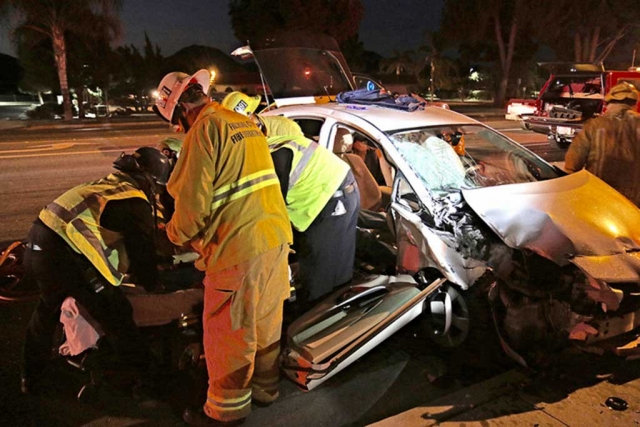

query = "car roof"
266;102;480;133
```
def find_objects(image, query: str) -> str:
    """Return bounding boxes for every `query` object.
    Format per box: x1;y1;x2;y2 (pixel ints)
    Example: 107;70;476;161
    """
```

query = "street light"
209;69;217;95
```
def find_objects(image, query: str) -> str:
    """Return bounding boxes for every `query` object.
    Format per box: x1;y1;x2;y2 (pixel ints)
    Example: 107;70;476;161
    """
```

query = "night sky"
0;0;444;58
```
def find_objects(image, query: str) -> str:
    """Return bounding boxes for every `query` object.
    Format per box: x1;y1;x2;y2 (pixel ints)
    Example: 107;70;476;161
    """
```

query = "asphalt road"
0;122;174;242
0;119;566;427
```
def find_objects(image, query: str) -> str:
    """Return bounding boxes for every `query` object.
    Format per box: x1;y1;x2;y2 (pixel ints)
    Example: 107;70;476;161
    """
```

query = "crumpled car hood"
461;170;640;282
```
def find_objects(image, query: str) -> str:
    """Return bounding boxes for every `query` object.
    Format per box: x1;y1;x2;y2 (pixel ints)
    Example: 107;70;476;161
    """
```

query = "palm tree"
1;0;122;120
380;50;420;83
419;31;444;101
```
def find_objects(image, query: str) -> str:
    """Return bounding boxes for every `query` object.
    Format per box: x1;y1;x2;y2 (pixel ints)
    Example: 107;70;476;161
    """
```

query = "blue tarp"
336;89;426;112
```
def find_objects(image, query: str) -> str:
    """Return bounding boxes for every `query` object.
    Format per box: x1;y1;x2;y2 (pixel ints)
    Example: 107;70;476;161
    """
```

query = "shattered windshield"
389;125;562;194
252;47;353;99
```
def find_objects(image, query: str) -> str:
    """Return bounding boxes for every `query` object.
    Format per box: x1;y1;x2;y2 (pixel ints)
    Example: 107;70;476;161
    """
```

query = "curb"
368;370;528;427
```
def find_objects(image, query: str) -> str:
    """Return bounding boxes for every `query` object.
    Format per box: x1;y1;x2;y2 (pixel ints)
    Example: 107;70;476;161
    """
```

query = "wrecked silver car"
240;32;640;390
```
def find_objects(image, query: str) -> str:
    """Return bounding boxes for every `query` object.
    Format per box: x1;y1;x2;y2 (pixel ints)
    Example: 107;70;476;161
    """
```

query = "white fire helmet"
154;69;211;123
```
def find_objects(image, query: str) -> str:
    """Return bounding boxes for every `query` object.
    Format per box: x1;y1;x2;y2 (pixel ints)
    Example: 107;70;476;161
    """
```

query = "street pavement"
372;351;640;426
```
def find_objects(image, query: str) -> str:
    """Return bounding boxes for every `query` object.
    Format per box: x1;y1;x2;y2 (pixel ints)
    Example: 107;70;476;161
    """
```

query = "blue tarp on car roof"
336;89;426;112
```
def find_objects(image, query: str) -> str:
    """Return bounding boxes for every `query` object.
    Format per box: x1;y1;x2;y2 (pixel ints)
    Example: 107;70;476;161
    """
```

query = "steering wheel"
524;158;543;180
464;162;484;176
508;152;542;181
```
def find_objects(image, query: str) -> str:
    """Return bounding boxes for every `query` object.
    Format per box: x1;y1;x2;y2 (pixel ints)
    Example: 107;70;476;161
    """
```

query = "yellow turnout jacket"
166;102;292;272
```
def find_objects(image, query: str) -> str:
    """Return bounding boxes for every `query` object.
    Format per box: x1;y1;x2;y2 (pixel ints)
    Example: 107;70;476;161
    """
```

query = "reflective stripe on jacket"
267;134;349;231
38;173;148;286
166;102;292;273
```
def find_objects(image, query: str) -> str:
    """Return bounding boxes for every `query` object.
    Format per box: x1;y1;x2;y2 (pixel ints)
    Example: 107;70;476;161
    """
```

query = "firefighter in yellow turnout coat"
222;92;360;303
154;70;292;425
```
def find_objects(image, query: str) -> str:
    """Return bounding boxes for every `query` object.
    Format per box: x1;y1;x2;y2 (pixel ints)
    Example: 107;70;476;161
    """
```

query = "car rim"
425;284;470;347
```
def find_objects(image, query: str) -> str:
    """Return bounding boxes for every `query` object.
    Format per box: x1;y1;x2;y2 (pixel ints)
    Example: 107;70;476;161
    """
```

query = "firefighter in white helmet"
222;91;360;305
153;72;292;425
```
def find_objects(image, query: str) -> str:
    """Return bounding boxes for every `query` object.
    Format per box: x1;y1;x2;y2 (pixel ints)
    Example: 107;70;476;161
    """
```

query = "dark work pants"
22;223;148;379
294;171;360;302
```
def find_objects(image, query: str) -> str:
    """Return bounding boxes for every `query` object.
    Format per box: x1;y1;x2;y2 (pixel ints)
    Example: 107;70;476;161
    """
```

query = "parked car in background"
523;63;640;149
505;98;537;126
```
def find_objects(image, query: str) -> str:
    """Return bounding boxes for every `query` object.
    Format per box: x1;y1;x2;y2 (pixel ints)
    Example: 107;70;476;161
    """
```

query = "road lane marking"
0;142;76;154
0;134;172;145
522;142;552;147
0;147;133;159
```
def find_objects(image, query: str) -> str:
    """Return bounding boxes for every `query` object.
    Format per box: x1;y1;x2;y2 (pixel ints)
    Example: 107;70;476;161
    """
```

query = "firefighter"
222;92;360;304
21;147;171;397
221;91;304;138
156;137;184;223
153;71;292;425
565;82;640;206
157;136;183;170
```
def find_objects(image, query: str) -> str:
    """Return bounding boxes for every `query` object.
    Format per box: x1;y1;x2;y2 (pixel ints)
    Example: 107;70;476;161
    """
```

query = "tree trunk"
588;27;600;63
51;26;73;120
430;58;436;102
582;34;590;63
76;87;85;118
105;88;109;117
496;77;508;108
493;5;518;107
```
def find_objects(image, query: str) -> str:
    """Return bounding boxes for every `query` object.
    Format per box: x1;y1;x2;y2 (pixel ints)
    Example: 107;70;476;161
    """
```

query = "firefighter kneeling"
21;147;171;400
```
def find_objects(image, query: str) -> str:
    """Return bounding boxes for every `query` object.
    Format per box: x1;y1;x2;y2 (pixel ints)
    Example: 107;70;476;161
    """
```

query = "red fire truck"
522;63;640;149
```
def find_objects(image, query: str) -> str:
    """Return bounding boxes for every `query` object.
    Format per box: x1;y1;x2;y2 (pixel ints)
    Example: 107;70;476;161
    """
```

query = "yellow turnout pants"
202;244;290;422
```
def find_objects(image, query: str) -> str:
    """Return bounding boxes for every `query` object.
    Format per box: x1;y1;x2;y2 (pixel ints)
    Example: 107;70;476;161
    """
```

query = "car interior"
291;118;396;213
330;126;394;212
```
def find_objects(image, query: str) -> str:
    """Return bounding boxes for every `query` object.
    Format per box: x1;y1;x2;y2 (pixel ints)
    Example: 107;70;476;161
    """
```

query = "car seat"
333;128;382;211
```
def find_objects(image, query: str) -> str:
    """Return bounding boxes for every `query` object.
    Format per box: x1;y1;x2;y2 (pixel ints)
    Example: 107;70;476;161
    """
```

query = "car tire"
519;120;531;131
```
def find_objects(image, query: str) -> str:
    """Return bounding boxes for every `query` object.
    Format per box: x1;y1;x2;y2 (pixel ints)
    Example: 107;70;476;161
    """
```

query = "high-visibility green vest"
268;135;349;231
39;172;149;286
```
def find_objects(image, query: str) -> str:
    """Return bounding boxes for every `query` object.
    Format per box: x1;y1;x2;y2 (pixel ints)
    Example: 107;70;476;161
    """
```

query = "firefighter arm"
166;122;216;246
270;149;293;200
564;126;591;173
102;198;159;291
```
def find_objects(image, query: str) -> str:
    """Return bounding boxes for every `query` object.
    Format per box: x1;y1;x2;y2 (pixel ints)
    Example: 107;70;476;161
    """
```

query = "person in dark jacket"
21;147;171;396
565;82;640;206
